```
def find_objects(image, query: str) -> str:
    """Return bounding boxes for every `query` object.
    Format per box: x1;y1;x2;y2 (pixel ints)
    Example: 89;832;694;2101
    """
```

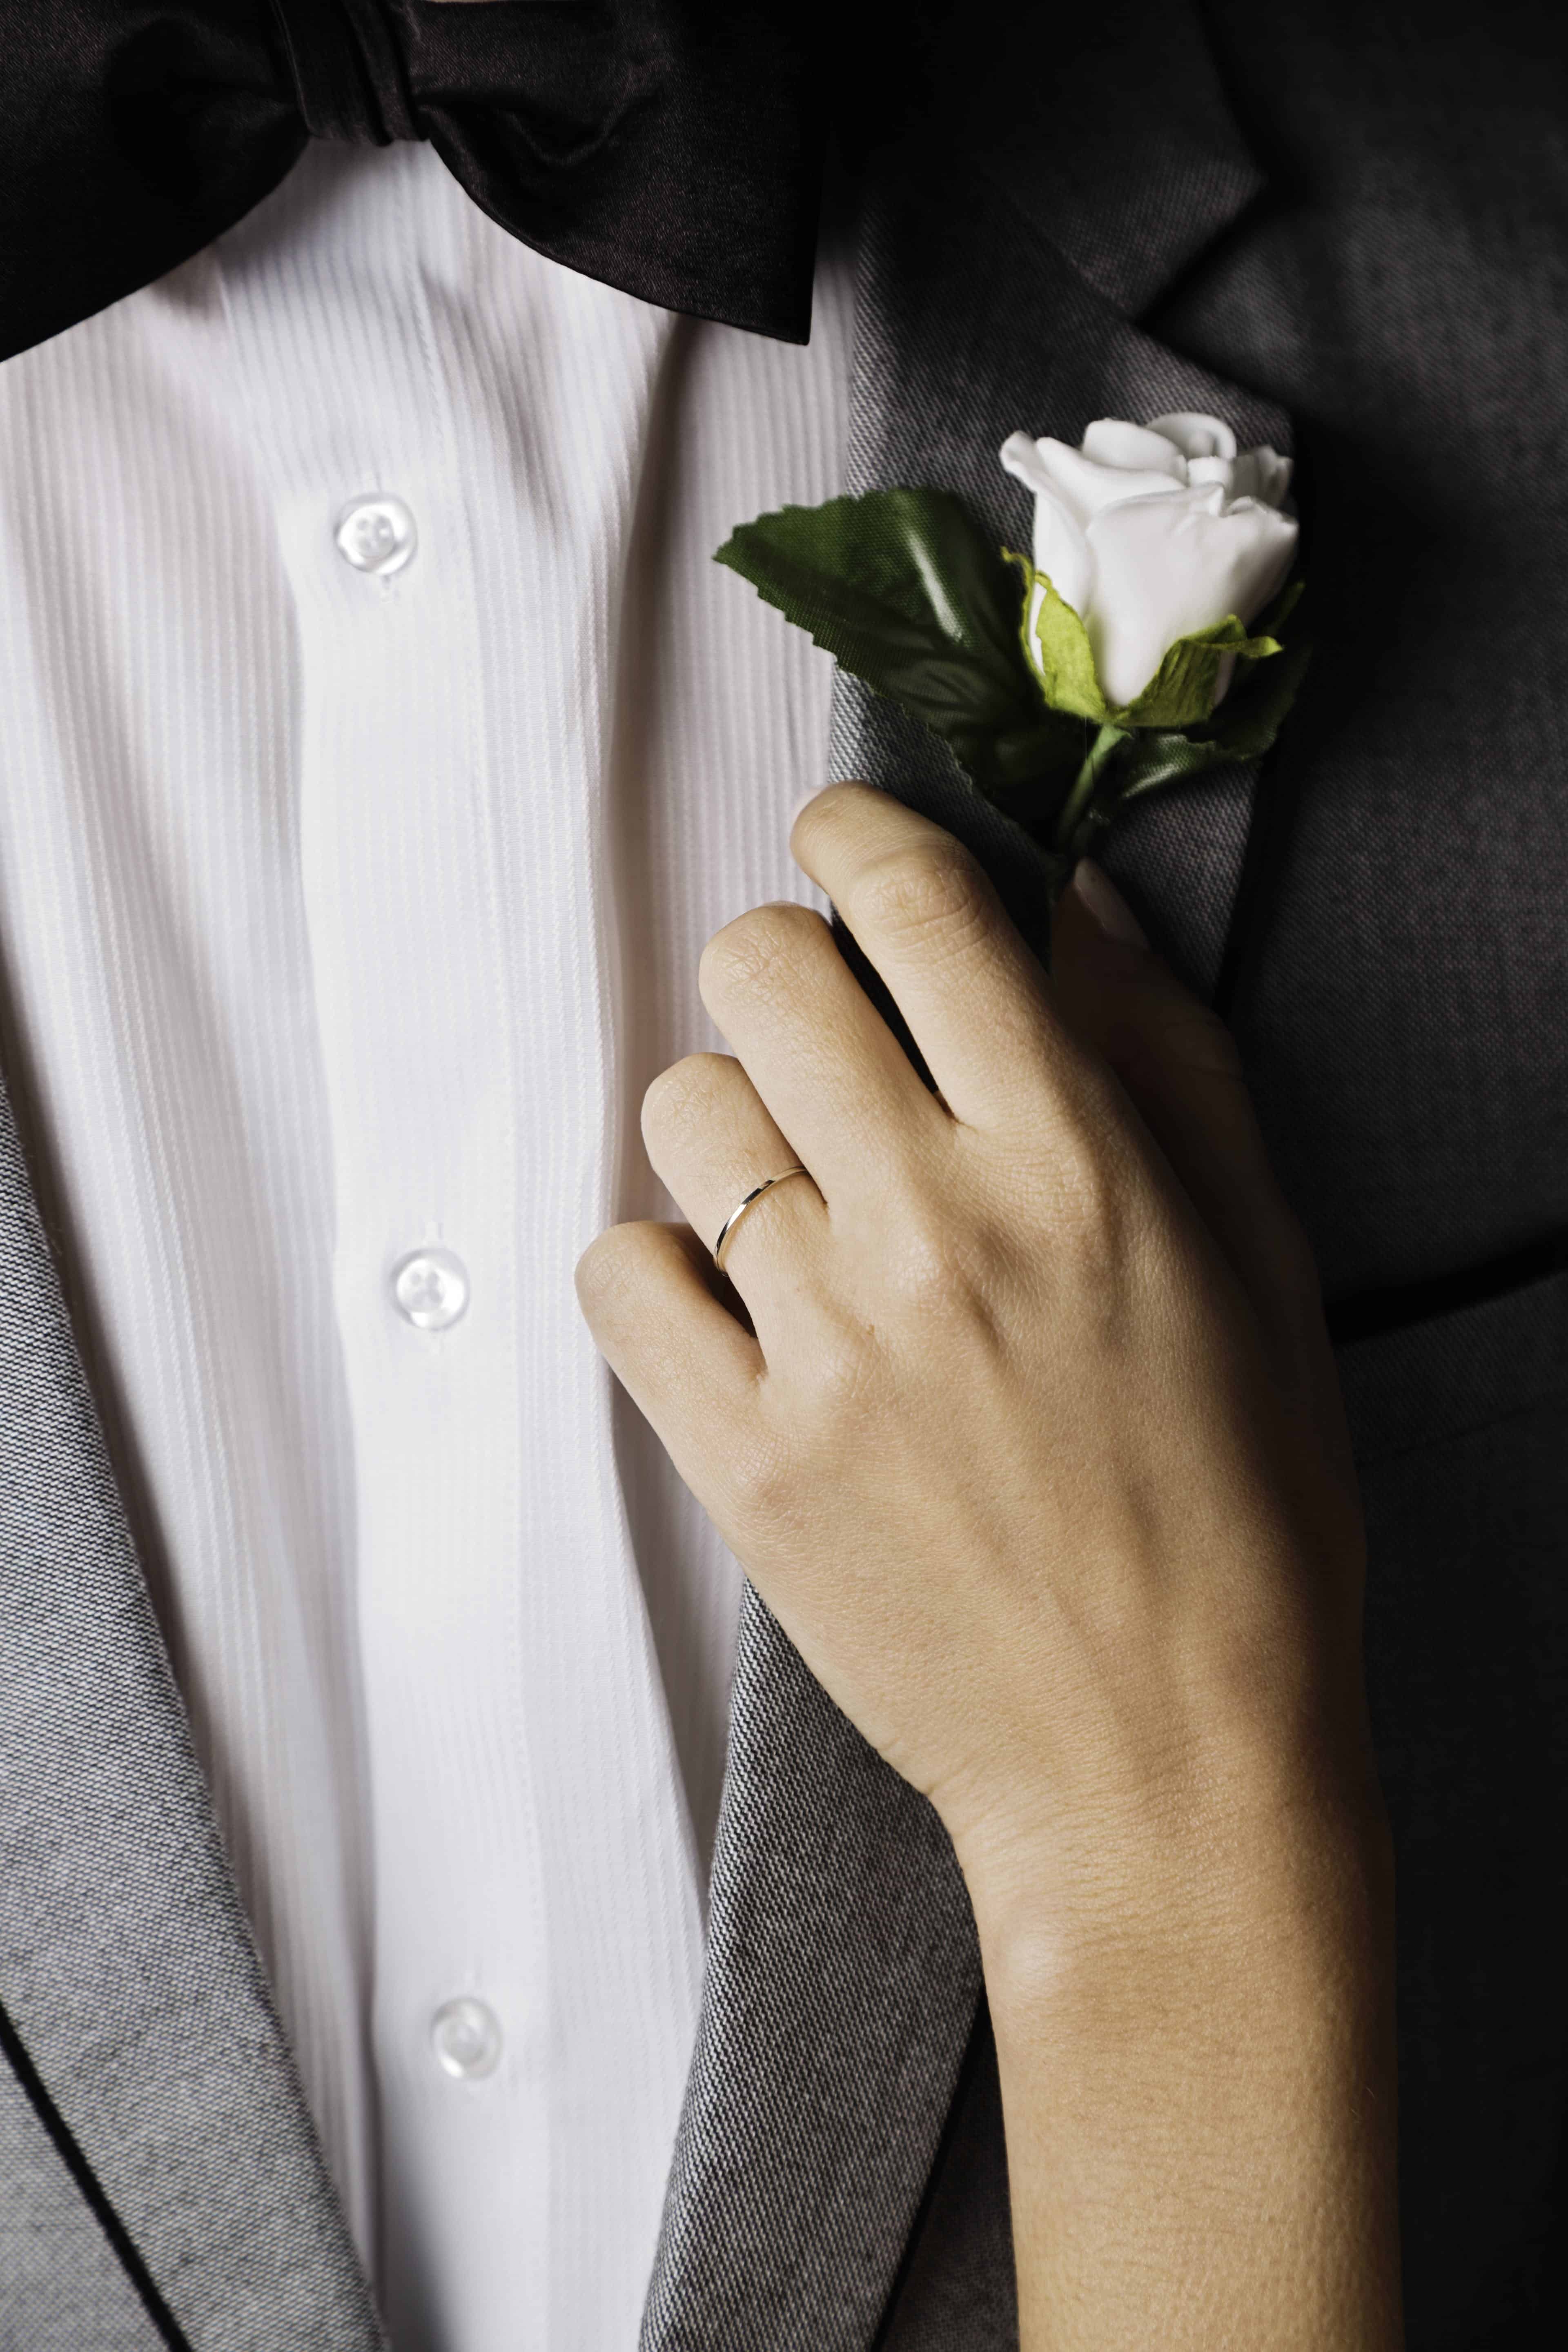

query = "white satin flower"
1000;412;1298;710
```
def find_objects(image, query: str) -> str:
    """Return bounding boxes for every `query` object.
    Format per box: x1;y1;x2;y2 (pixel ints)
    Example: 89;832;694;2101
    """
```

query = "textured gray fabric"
1131;22;1568;2309
874;2005;1016;2352
642;1590;981;2348
1339;1266;1568;2346
1096;769;1256;1005
0;2061;163;2352
1155;0;1568;1303
981;7;1265;323
0;1067;384;2350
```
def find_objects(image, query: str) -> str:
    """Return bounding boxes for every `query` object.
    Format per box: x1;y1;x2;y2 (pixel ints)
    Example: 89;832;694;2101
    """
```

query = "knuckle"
699;900;826;1002
573;1222;648;1321
791;777;863;852
880;1185;997;1319
1046;1123;1140;1272
641;1052;728;1150
806;1319;882;1416
852;840;991;957
725;1421;798;1524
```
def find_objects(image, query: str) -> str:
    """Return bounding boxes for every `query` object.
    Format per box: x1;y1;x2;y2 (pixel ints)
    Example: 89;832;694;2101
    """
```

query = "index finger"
790;783;1073;1129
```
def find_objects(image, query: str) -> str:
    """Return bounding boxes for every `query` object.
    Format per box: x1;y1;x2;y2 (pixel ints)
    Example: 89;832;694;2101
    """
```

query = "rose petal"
1000;434;1095;612
1229;446;1293;509
1083;486;1299;706
1145;411;1238;463
1224;499;1298;617
1000;430;1058;500
1186;454;1236;492
1080;419;1188;479
1031;483;1095;618
1030;438;1192;528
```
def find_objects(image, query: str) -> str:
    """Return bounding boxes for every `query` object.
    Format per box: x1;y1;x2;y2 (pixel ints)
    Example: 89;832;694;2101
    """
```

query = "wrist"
960;1757;1396;2034
969;1788;1402;2352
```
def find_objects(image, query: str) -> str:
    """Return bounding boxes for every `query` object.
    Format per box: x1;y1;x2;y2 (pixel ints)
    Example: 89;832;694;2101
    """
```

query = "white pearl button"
334;493;417;577
392;1247;470;1332
430;1997;502;2081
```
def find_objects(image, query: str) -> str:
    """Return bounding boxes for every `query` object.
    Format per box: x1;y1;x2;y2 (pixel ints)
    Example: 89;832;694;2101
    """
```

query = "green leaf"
715;490;1082;803
1106;730;1237;801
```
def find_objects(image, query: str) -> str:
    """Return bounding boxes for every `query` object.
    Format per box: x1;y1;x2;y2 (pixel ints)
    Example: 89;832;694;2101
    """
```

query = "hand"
577;783;1401;2348
579;782;1369;1889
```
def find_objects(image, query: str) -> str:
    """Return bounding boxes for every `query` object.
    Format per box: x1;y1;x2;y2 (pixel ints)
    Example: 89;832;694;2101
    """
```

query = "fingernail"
1071;858;1147;948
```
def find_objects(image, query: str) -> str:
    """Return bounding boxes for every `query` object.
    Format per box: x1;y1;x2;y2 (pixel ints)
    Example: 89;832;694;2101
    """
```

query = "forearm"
973;1788;1403;2350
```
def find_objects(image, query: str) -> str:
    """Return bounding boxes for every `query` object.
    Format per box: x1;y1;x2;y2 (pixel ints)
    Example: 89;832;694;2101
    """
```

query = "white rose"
1000;414;1298;711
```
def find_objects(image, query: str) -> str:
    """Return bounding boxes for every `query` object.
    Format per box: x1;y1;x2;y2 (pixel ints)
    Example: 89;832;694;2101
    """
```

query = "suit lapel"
647;11;1286;2345
642;1586;980;2352
0;1069;381;2349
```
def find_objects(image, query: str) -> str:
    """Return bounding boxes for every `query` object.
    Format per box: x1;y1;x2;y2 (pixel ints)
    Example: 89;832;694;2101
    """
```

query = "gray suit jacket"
2;3;1564;2345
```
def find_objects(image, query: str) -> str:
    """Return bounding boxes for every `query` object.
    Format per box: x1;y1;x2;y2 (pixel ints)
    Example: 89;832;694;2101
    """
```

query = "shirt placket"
219;139;710;2352
218;152;551;2352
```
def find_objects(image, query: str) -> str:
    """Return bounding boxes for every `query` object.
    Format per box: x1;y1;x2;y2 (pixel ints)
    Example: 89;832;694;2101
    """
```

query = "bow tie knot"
271;0;420;147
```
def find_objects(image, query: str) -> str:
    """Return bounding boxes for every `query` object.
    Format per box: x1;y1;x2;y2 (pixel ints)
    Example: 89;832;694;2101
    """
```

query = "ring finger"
640;1052;828;1335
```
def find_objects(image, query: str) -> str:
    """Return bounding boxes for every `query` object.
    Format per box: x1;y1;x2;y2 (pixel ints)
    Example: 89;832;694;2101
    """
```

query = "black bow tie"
1;0;825;367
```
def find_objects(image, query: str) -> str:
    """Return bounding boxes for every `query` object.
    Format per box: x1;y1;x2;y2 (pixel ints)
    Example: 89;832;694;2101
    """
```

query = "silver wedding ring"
712;1167;812;1274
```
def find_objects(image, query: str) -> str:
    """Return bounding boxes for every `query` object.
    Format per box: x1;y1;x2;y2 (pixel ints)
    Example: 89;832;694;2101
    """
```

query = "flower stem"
1054;722;1130;858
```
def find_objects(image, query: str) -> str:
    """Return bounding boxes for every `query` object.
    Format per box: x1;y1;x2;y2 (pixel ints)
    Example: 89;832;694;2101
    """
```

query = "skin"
577;783;1403;2347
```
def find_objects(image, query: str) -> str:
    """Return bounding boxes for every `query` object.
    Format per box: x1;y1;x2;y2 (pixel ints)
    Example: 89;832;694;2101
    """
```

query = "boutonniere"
716;413;1307;900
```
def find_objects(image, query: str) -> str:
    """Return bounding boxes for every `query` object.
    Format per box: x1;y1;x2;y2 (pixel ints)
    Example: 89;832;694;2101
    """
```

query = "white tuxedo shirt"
0;135;850;2352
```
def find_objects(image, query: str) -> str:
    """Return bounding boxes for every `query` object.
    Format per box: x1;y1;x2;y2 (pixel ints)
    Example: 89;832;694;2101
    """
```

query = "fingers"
574;1219;764;1496
641;1052;828;1323
697;897;946;1200
790;783;1073;1130
1050;862;1326;1376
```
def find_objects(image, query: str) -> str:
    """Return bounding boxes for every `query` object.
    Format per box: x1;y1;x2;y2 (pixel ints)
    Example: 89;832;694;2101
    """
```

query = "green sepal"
1045;579;1312;863
1106;607;1312;806
1116;612;1283;729
1005;551;1110;723
1008;553;1299;734
715;490;1084;803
